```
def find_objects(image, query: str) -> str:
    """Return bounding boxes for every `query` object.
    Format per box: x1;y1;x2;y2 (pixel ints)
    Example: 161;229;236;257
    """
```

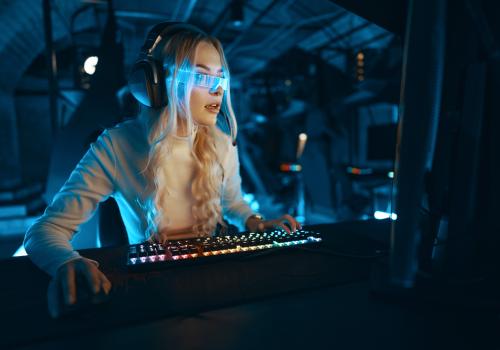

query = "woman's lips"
204;104;220;114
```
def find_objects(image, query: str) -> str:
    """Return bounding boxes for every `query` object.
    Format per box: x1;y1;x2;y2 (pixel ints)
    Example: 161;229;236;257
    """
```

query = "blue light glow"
243;193;254;202
171;70;228;92
12;245;27;257
374;211;397;220
243;193;260;212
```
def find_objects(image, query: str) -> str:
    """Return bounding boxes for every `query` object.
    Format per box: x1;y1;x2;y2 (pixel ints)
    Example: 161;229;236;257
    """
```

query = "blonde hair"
141;26;238;241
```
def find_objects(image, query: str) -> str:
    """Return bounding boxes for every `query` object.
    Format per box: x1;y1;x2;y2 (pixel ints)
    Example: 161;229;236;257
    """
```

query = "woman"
24;22;301;318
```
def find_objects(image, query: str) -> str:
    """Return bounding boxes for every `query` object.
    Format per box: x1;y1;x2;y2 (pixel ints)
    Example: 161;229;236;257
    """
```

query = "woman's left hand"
246;214;302;234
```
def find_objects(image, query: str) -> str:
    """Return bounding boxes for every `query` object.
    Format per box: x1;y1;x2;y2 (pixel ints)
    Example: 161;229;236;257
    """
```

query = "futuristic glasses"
172;69;228;93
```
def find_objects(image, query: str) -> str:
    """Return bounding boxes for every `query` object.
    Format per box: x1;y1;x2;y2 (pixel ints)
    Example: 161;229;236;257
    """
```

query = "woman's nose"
209;86;223;96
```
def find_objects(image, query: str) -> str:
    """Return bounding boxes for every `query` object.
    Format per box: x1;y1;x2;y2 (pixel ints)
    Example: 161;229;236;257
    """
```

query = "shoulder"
87;118;148;162
107;118;144;140
103;118;148;151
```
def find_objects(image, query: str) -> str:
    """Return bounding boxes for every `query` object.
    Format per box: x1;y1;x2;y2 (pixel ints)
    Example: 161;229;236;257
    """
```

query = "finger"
274;222;291;234
61;263;76;305
282;215;297;232
79;261;100;294
99;273;112;295
154;232;167;244
47;279;60;318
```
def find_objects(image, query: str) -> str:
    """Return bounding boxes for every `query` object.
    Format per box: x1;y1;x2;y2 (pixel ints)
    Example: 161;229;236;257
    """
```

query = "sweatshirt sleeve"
24;130;116;276
221;144;254;230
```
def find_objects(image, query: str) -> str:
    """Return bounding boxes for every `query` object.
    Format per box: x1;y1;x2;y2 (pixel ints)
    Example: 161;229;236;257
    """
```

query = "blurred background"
0;0;403;257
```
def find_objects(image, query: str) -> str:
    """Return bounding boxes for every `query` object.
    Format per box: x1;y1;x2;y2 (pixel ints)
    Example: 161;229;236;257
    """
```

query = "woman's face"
189;41;225;126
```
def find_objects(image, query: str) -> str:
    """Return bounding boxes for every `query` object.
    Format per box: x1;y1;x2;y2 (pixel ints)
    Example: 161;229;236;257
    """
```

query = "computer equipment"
127;229;322;271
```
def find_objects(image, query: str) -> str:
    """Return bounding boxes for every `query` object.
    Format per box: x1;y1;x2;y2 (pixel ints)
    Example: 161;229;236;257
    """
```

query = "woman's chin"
194;114;218;126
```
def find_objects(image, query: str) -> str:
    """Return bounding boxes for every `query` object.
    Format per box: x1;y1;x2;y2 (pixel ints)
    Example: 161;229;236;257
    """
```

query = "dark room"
1;0;499;349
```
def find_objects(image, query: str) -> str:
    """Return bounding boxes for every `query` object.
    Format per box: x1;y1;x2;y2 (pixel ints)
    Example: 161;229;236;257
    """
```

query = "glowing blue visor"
174;70;229;93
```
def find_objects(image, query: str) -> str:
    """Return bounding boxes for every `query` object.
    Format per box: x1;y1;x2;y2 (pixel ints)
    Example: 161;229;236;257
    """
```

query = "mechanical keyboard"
127;229;322;271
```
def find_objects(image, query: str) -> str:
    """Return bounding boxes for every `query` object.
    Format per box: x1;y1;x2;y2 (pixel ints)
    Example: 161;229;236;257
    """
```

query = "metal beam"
314;21;372;52
114;10;171;21
172;0;198;21
43;0;59;134
328;0;406;35
225;0;282;56
323;31;392;61
180;0;198;21
293;1;348;49
243;23;328;31
351;31;393;51
209;0;232;36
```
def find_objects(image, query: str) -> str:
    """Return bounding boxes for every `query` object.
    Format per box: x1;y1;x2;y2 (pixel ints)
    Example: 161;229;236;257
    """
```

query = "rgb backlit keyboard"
127;229;322;270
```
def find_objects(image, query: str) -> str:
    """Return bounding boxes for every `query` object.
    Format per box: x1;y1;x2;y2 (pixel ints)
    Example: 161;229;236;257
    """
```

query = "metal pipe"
43;0;59;134
390;0;447;288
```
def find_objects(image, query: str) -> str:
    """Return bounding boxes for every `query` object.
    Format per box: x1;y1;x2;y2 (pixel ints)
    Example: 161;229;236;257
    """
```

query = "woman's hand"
246;214;302;234
47;257;112;318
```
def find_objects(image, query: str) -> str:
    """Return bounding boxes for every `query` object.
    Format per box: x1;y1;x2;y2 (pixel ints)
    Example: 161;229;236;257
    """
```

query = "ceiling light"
83;56;99;75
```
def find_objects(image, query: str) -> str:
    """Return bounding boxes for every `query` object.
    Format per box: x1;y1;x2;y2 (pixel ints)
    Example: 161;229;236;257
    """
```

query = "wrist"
247;214;264;222
246;214;265;231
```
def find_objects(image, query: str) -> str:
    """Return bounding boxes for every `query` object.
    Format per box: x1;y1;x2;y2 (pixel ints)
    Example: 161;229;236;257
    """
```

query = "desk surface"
1;220;498;350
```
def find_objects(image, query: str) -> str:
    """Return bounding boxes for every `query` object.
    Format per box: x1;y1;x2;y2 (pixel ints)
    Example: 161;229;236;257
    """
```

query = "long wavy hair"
141;27;238;242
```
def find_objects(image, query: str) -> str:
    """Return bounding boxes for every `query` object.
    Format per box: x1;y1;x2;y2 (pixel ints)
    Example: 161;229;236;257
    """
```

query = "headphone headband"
140;22;207;57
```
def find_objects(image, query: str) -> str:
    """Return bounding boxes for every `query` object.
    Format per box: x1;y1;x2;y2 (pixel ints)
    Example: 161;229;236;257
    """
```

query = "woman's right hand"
47;257;112;318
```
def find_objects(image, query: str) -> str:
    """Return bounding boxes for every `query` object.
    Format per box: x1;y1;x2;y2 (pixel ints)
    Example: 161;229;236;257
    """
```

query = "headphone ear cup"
128;59;166;108
129;22;207;109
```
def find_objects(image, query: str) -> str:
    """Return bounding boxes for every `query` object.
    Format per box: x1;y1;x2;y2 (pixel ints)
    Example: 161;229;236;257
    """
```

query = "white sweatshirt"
24;117;254;276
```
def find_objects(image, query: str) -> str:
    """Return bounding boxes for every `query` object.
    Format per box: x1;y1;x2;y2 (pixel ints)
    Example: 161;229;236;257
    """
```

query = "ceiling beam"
224;0;282;56
114;10;171;21
314;21;372;52
329;0;406;35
